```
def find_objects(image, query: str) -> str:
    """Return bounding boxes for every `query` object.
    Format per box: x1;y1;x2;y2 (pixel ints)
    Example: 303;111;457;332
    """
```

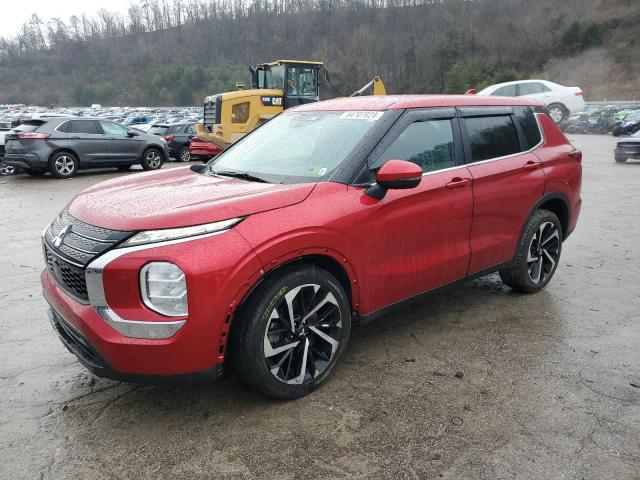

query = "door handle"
523;161;541;171
445;177;471;189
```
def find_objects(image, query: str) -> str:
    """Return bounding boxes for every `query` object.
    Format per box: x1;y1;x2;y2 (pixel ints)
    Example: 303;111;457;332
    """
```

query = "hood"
68;167;316;231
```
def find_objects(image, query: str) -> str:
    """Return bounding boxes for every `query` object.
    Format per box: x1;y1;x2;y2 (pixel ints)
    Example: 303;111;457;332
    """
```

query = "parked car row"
560;107;640;136
1;117;170;178
0;109;224;176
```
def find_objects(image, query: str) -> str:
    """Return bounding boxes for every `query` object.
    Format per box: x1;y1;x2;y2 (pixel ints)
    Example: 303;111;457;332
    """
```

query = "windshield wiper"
210;169;270;183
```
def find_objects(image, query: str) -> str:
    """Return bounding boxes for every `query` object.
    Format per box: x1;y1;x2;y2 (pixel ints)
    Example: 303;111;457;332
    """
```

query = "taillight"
574;91;583;96
569;150;582;162
165;135;175;142
19;132;49;140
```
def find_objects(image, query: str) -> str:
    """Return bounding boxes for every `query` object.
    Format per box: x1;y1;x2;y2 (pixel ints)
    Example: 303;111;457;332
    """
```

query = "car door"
517;81;553;103
66;120;107;164
100;120;143;162
459;107;546;274
349;109;474;312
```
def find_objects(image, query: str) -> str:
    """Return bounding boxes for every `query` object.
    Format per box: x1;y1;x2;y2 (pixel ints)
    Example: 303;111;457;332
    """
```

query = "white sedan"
477;80;585;123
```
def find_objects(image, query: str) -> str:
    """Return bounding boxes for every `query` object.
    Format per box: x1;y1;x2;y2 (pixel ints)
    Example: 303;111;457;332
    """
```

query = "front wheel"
231;265;352;399
615;156;627;163
141;148;163;171
499;209;562;293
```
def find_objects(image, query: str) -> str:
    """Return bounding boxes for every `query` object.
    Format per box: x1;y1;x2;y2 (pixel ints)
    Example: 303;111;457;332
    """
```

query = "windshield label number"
339;111;384;121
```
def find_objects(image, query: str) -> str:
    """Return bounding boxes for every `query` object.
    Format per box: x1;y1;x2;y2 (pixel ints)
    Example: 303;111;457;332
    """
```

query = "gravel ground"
1;135;639;479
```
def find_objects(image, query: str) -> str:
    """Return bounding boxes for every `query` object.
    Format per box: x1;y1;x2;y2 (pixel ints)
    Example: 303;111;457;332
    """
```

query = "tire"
26;169;46;176
178;146;191;162
117;165;132;171
49;152;78;179
141;148;163;171
615;156;627;163
231;265;352;399
612;126;622;137
499;209;562;293
547;103;567;124
0;162;16;176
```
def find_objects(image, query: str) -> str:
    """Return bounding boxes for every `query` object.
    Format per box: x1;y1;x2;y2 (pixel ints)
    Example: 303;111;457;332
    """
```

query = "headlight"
140;262;188;317
121;217;243;247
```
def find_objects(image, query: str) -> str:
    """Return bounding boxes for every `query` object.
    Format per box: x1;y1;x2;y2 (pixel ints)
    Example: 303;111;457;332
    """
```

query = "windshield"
207;110;385;183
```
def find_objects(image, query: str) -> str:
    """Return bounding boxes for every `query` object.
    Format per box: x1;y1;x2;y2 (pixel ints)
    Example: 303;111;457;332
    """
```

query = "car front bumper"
41;226;263;382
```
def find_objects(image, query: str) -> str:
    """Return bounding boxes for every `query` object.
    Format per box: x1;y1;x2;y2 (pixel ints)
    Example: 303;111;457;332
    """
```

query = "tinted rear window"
13;121;44;133
149;125;170;135
513;106;542;149
68;120;99;134
464;115;521;161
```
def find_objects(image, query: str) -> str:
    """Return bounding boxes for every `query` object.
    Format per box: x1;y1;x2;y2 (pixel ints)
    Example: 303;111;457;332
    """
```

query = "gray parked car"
3;117;169;178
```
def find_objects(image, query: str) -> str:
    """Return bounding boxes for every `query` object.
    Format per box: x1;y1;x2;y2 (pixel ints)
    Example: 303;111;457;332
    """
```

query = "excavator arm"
350;76;387;97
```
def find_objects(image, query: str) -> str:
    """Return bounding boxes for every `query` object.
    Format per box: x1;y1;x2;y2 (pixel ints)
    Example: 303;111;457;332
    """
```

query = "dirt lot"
1;135;638;480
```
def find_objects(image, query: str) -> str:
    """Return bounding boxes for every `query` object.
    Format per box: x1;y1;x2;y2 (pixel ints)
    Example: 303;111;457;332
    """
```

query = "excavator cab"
250;60;325;109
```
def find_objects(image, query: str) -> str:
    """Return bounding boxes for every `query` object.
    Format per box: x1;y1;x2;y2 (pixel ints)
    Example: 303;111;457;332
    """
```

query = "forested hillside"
0;0;637;105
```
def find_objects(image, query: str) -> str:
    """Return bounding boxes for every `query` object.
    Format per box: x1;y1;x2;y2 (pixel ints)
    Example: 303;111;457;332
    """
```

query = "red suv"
42;95;582;399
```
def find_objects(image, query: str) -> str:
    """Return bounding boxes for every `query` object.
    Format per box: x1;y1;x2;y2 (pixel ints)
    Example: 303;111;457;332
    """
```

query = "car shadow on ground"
52;274;561;431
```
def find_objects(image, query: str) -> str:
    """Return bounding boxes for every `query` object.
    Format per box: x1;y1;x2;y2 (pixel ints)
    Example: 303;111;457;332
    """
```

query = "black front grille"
43;209;132;302
48;308;106;370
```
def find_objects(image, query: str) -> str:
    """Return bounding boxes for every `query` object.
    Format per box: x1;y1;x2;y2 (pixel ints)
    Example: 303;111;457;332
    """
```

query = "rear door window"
372;120;456;173
463;116;521;161
68;120;99;135
518;82;550;96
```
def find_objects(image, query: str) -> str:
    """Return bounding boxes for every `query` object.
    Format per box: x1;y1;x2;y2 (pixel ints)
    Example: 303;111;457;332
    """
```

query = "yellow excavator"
195;59;386;150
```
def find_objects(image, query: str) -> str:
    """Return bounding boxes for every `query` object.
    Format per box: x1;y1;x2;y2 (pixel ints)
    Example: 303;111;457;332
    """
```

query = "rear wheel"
0;161;16;176
499;209;562;293
178;146;191;162
141;148;163;171
547;103;567;123
231;265;352;399
49;152;78;179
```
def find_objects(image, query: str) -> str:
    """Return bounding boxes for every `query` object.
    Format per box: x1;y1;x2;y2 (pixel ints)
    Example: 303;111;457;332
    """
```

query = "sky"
0;0;135;38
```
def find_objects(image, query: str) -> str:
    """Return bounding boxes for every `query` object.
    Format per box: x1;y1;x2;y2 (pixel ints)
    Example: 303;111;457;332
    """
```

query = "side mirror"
365;159;422;200
190;163;207;173
127;130;139;137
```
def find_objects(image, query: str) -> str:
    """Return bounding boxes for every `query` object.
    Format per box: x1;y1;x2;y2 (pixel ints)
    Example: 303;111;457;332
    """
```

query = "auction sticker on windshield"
339;111;384;121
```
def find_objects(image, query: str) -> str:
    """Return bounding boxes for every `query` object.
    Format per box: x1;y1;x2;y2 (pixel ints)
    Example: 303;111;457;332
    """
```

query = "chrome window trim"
456;111;545;171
